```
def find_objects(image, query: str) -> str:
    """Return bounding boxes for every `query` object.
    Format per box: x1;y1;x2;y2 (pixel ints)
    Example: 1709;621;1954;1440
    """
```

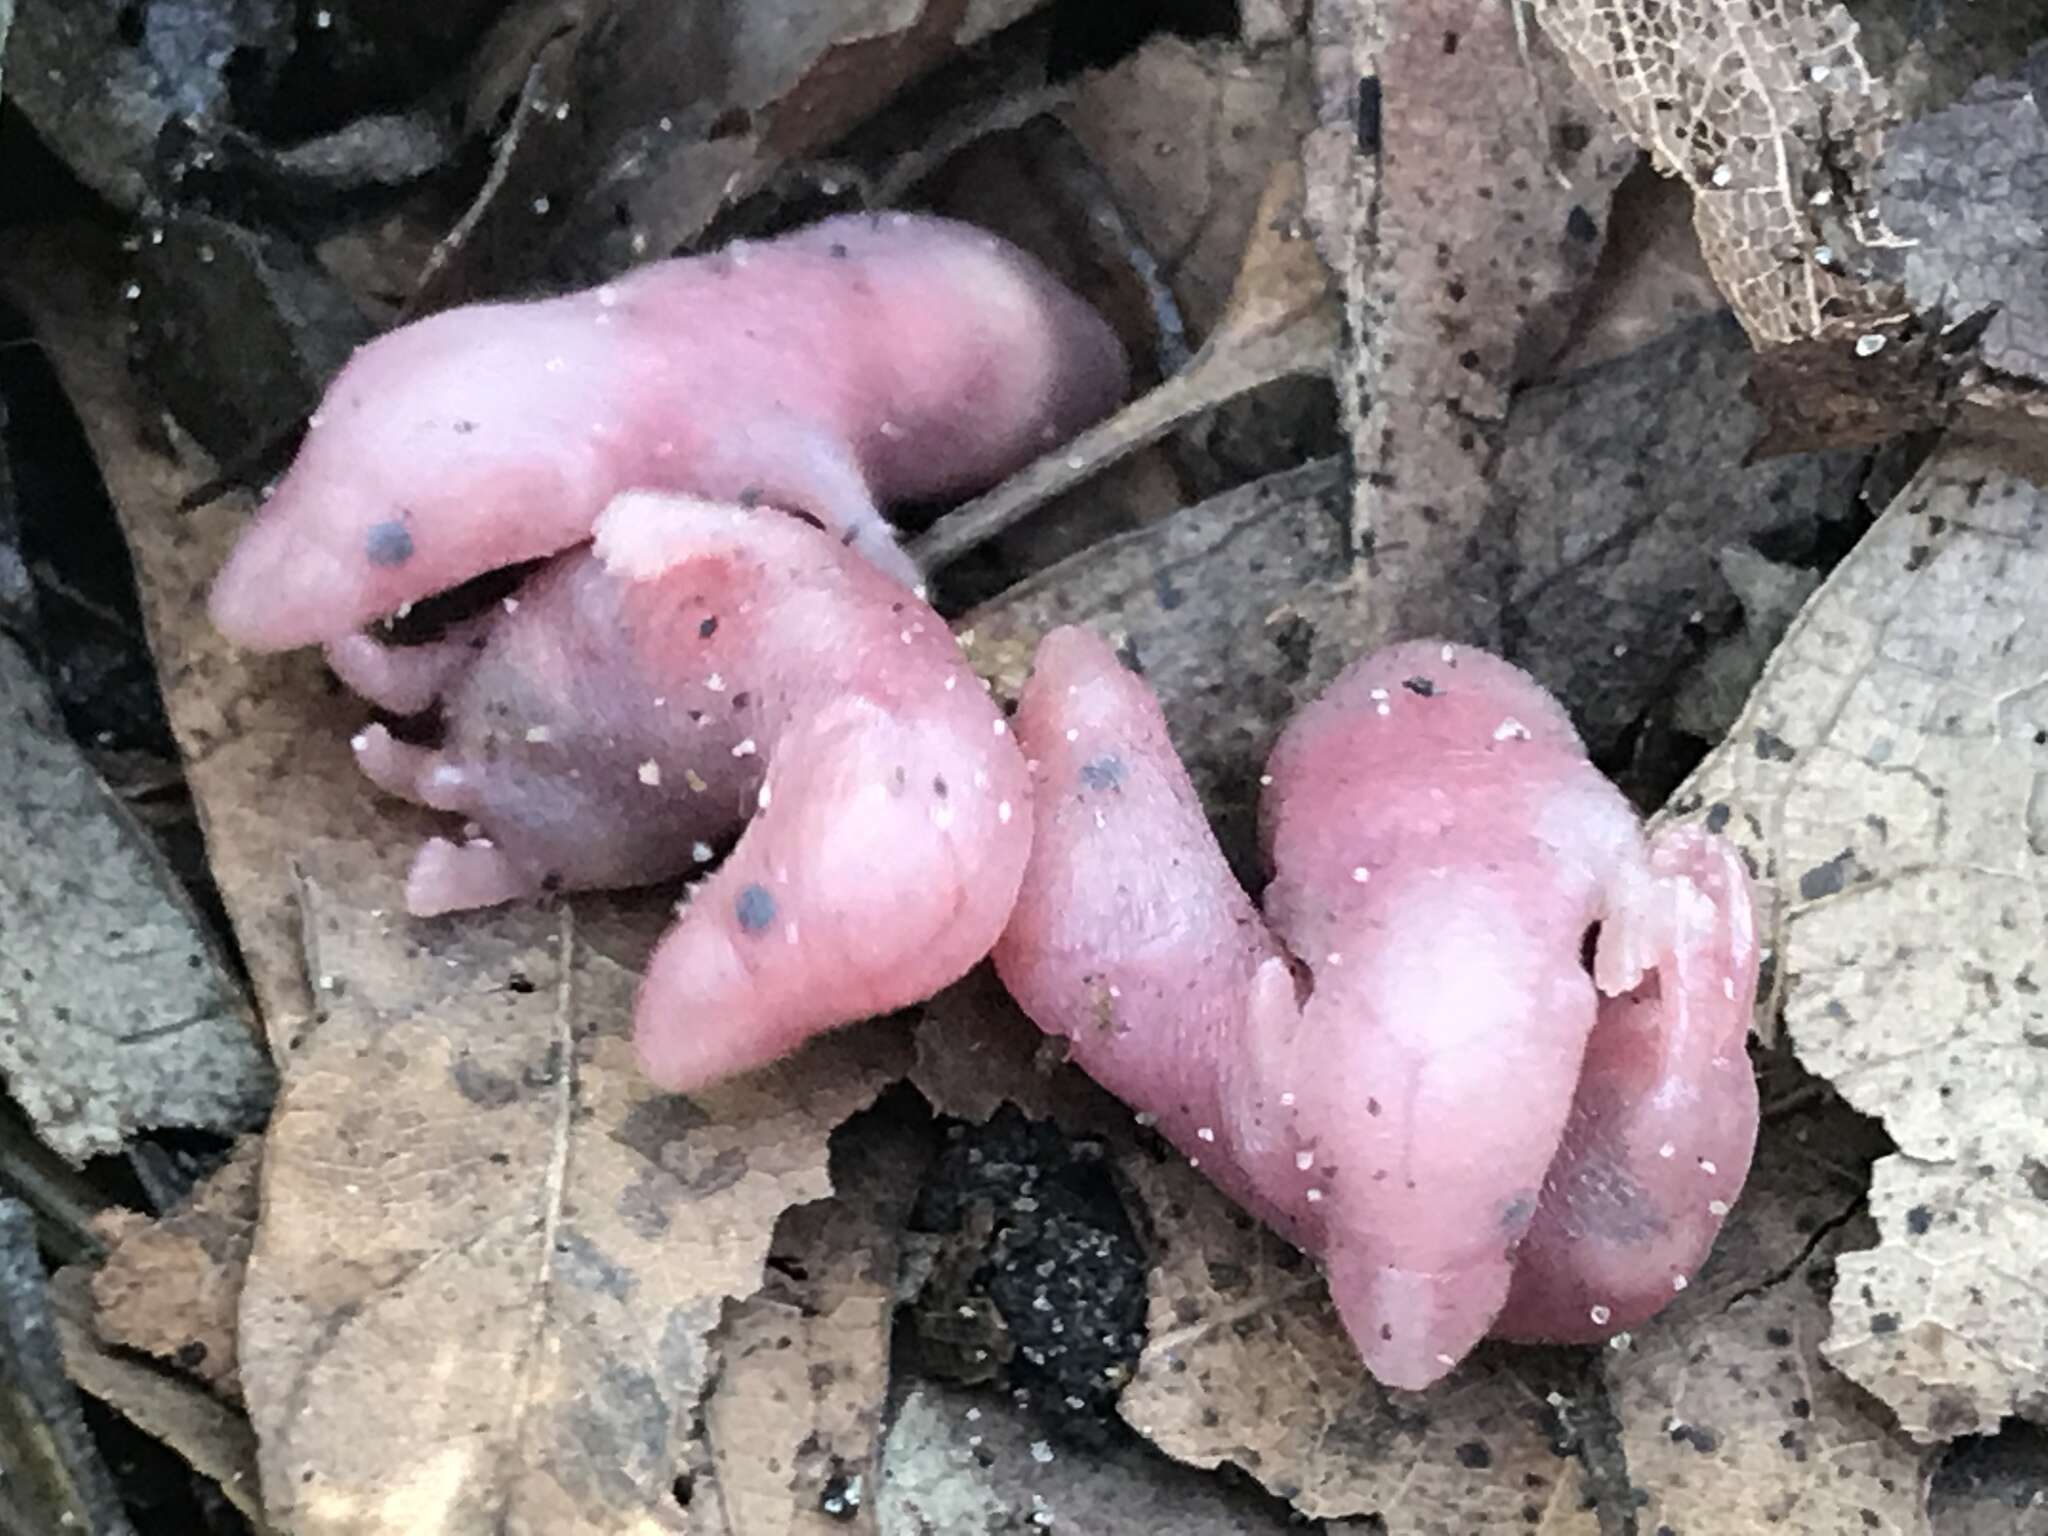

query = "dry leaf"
47;1266;273;1530
1307;0;1637;637
1065;35;1317;341
241;872;908;1535
1664;451;2048;1440
90;1137;262;1400
1877;67;2048;385
960;313;1863;870
698;1103;931;1536
2;224;918;1531
0;628;273;1162
1600;1080;1938;1533
1116;1141;1599;1528
1528;0;1897;349
876;1377;1370;1535
426;0;1051;303
911;157;1337;574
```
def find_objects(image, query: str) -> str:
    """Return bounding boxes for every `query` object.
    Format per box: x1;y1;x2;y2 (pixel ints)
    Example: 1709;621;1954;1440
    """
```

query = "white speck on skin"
685;769;708;794
1280;1091;1295;1107
932;804;955;830
993;719;1007;736
1723;976;1737;1000
1589;1304;1612;1326
638;760;661;786
1699;1159;1718;1175
350;733;368;752
706;673;726;692
1259;774;1274;786
732;738;758;758
1196;1127;1215;1142
1352;866;1371;883
503;597;520;614
1659;1142;1676;1159
1672;1274;1689;1292
1306;1188;1324;1203
1493;717;1530;742
1709;1199;1730;1216
691;842;713;863
758;784;773;809
998;801;1013;824
1065;728;1080;742
944;675;957;691
1296;1151;1314;1171
525;726;552;744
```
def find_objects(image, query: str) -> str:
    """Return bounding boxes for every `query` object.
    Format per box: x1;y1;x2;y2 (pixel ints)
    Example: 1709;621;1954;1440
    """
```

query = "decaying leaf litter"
1;1;2046;1532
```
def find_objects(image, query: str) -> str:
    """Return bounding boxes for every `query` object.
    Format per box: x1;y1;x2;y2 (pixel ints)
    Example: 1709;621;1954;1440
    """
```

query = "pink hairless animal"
993;627;1760;1391
206;213;1127;1086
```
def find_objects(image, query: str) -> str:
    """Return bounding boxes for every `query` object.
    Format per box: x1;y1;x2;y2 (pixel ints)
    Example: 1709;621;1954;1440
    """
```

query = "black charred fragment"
699;615;719;638
364;518;414;567
1754;728;1799;761
1565;205;1599;243
735;884;776;933
1402;675;1437;698
1798;851;1858;901
1357;76;1383;155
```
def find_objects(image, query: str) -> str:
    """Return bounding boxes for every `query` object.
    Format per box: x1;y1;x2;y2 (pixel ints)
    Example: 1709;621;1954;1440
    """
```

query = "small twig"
911;297;1336;574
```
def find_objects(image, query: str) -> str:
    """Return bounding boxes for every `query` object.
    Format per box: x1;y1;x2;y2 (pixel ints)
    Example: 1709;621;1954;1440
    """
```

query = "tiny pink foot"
405;837;537;916
326;628;483;715
350;724;478;813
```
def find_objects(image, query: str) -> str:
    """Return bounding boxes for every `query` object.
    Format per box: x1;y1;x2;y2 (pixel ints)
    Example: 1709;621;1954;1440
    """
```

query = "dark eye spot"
699;616;718;638
365;520;414;567
735;884;776;934
1080;756;1124;791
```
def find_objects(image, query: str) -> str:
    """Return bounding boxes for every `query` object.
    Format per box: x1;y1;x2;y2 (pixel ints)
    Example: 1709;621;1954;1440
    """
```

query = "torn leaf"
1664;451;2048;1441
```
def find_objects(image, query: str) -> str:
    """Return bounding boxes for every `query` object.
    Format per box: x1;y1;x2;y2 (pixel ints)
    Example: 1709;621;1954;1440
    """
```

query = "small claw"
405;837;536;916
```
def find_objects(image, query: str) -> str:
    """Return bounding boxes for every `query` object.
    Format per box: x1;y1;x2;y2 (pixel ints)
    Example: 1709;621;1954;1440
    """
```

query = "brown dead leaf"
90;1137;262;1401
1306;0;1637;638
3;223;920;1530
1663;450;2048;1440
426;0;1051;303
1116;1139;1598;1528
1065;35;1317;341
1601;1081;1938;1534
697;1102;932;1536
241;870;908;1535
908;967;1127;1135
47;1266;272;1530
0;627;273;1163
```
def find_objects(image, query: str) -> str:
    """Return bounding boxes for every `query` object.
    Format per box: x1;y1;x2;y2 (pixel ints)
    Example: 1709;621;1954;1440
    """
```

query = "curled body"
993;629;1760;1390
208;211;1129;650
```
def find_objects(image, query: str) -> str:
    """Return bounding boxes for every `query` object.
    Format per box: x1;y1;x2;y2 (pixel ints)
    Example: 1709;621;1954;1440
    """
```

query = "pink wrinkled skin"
205;213;1124;1088
208;212;1128;651
993;628;1760;1391
351;493;1031;1091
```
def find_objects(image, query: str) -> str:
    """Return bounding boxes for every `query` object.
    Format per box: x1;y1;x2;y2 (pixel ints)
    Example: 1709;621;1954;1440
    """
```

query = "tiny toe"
405;837;535;916
353;724;441;805
326;630;478;714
